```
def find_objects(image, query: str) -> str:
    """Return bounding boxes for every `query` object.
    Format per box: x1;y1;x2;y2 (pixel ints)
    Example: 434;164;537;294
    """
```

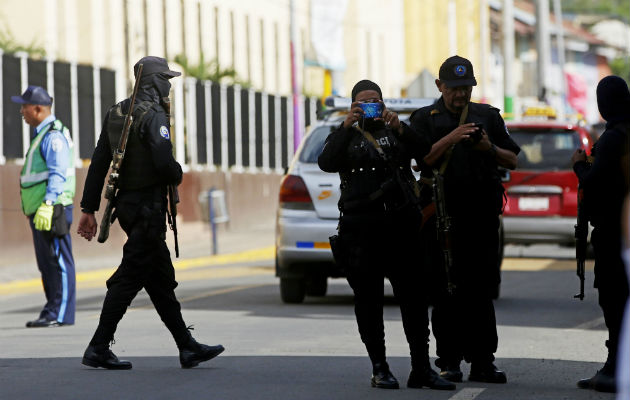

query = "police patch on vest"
160;126;170;139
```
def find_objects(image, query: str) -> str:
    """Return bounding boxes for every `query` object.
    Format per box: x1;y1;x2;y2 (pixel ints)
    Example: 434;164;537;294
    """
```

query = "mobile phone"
358;102;383;119
468;123;483;143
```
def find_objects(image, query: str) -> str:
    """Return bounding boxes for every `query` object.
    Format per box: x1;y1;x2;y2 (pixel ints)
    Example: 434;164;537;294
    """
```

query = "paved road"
0;253;615;400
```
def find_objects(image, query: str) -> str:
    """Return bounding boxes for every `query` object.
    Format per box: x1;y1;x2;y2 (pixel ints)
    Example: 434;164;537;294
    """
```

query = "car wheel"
306;276;328;297
280;278;306;303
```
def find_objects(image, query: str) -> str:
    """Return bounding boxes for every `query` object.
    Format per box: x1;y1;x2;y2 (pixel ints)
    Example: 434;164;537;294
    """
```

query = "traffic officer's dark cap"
439;55;477;88
134;56;181;79
11;85;53;106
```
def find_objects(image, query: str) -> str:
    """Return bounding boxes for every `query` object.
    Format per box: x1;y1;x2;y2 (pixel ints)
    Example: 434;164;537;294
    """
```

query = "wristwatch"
44;200;54;206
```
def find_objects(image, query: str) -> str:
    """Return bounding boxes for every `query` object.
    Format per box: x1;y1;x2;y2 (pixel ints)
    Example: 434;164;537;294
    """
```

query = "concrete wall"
0;165;281;250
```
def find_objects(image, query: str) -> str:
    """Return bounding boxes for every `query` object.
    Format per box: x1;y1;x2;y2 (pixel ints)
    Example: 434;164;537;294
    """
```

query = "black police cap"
439;55;477;88
134;56;181;79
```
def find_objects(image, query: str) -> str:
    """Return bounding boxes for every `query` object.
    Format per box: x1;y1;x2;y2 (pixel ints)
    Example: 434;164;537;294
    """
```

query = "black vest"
421;102;505;215
107;100;161;190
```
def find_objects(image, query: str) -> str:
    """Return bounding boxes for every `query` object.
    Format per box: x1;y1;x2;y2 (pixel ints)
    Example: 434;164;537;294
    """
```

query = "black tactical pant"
340;208;430;368
591;227;630;371
89;188;189;348
425;213;500;367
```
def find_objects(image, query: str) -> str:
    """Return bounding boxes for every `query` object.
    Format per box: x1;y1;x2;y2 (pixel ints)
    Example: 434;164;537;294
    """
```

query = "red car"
502;119;593;246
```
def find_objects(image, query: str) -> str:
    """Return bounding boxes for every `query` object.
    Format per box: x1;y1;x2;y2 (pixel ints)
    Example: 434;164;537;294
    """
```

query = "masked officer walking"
572;75;630;393
319;80;455;391
12;86;76;328
409;56;519;383
76;56;224;369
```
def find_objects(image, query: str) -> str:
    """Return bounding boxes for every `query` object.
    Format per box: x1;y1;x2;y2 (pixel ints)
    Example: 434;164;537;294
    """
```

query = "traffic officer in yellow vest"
12;85;76;327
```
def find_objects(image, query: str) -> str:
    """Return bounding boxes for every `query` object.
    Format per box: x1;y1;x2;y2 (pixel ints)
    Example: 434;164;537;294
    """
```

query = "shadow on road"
0;356;615;400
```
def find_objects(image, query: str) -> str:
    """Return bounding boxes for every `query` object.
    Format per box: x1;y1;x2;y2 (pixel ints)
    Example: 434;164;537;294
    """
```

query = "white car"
275;98;434;303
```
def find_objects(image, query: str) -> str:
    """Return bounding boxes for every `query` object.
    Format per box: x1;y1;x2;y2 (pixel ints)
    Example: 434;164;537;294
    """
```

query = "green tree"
562;0;630;19
173;54;249;87
610;57;630;83
0;28;45;58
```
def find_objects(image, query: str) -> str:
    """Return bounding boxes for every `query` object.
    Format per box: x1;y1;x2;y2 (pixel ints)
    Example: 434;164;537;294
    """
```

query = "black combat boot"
468;362;507;384
577;358;616;393
82;344;132;370
371;361;399;389
407;363;456;390
439;362;463;382
179;336;225;369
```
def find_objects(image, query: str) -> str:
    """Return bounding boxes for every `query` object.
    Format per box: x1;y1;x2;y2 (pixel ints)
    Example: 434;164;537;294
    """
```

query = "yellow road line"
0;247;591;295
0;246;275;296
174;246;275;270
501;258;594;271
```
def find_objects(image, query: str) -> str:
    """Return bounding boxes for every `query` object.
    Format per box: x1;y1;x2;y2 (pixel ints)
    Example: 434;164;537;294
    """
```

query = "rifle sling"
345;126;420;211
433;104;469;176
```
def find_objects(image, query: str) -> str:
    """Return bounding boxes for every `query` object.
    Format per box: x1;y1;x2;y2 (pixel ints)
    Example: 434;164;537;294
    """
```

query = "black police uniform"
80;61;223;369
574;122;630;387
409;97;520;378
81;90;190;347
319;119;454;389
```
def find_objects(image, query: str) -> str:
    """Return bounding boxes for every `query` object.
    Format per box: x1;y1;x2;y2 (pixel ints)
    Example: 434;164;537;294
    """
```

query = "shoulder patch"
51;137;63;152
159;126;170;139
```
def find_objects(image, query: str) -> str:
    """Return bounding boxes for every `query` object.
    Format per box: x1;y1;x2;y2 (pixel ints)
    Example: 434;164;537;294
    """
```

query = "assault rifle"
97;64;144;243
574;184;587;300
167;184;180;257
432;170;456;295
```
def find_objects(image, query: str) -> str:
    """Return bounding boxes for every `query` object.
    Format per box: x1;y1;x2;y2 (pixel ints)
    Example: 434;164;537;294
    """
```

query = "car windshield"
299;125;337;163
510;128;581;171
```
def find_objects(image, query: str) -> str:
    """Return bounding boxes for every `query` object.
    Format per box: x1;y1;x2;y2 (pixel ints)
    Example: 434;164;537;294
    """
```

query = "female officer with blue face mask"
319;80;454;391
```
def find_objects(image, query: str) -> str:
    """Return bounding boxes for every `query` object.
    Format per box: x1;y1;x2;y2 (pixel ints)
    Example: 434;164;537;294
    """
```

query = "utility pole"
552;0;567;120
480;0;489;103
289;0;302;150
535;0;551;103
503;0;515;119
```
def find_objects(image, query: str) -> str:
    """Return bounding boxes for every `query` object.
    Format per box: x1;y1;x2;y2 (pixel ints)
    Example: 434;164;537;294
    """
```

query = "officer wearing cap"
409;55;519;383
12;85;76;328
76;56;224;370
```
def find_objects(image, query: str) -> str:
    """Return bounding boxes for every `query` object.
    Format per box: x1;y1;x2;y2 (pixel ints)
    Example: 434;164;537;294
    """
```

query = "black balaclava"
351;80;385;132
596;75;630;128
138;73;172;107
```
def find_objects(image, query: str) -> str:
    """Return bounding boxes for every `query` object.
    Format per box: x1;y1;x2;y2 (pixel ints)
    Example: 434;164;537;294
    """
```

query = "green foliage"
173;53;250;87
0;28;45;58
610;57;630;83
562;0;630;20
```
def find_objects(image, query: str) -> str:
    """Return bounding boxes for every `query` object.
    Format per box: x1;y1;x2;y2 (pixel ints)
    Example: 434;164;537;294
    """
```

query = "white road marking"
448;388;486;400
572;316;606;330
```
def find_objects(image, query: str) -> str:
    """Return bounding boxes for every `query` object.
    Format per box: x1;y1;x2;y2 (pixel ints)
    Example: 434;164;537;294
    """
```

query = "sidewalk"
0;218;276;284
